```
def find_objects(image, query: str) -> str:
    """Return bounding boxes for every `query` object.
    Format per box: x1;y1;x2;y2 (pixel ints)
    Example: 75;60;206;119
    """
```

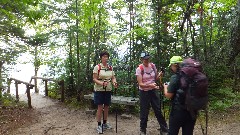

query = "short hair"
99;51;110;58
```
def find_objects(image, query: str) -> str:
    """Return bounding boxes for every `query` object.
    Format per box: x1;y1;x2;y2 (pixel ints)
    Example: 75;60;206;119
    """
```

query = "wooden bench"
84;93;139;106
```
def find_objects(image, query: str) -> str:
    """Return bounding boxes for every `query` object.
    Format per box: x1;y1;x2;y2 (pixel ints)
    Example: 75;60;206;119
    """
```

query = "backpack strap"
97;64;101;77
150;63;157;79
139;63;157;77
108;65;112;71
139;64;144;76
97;64;113;79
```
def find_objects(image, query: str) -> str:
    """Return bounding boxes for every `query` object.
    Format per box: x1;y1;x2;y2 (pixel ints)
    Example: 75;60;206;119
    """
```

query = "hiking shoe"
140;131;146;135
102;123;112;130
97;125;103;134
160;131;168;135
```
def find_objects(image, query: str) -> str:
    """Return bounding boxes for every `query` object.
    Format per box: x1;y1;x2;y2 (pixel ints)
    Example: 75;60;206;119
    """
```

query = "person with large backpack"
93;51;118;134
163;56;208;135
136;52;168;135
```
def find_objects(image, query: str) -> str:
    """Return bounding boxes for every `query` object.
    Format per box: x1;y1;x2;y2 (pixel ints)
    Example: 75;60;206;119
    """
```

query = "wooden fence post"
44;80;48;96
26;85;32;108
15;81;19;102
59;80;64;102
7;78;11;93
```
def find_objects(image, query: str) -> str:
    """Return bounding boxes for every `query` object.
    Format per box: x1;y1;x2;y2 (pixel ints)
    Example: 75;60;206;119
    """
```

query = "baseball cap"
169;56;183;67
140;52;150;59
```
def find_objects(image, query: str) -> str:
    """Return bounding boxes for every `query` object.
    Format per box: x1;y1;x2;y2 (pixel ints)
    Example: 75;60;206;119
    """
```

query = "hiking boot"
97;125;103;134
102;123;112;130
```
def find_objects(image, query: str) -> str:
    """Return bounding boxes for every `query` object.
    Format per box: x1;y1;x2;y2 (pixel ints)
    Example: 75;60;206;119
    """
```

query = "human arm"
111;75;117;88
163;74;179;99
163;84;174;99
137;74;158;89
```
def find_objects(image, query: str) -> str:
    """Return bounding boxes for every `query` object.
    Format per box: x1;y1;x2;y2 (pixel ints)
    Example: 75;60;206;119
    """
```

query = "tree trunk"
228;0;240;66
200;0;208;61
155;0;162;69
128;0;134;83
86;28;93;83
34;46;38;93
75;0;81;101
0;61;3;98
69;32;74;94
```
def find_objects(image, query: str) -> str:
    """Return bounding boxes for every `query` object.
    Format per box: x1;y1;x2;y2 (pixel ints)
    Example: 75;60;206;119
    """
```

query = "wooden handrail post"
44;80;48;96
26;85;32;108
58;80;64;102
7;78;11;93
15;81;19;102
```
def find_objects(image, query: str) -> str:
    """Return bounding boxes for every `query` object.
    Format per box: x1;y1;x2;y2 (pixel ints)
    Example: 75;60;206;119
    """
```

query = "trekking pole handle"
103;80;107;90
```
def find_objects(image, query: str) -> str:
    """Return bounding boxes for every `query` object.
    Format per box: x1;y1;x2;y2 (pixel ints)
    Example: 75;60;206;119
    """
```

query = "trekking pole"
205;107;208;135
114;83;118;133
102;80;107;134
159;69;165;118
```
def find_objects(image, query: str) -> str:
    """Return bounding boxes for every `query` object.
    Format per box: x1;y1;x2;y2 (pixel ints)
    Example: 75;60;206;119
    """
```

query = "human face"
101;54;109;64
170;64;178;73
142;58;150;66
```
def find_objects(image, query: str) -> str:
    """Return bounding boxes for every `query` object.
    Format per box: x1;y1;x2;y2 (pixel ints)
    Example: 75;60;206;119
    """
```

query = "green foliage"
0;93;26;107
47;84;61;99
209;87;240;111
1;0;239;114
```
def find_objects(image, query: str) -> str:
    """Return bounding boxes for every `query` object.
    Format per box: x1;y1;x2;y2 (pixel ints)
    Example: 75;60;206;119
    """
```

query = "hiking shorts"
94;91;111;106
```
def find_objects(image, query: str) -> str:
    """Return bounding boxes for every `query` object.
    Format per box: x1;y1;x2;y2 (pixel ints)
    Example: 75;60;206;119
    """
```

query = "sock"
103;120;107;124
98;122;101;126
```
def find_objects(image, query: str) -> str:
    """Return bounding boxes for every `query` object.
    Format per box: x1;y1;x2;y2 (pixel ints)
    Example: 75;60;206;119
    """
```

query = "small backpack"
97;64;113;76
139;63;157;77
180;58;208;118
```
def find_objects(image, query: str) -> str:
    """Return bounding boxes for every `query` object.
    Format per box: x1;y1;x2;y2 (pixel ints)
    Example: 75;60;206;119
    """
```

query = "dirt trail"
11;93;240;135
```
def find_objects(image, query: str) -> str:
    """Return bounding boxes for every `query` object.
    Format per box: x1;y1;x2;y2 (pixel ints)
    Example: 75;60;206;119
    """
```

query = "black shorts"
94;91;112;106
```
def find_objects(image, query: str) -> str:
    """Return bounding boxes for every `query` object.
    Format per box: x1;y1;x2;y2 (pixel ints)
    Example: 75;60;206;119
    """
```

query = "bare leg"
104;105;109;121
97;105;103;122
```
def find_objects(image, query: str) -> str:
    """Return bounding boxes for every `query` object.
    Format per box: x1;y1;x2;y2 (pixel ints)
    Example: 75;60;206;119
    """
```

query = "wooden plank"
84;93;139;106
31;76;57;82
10;78;34;87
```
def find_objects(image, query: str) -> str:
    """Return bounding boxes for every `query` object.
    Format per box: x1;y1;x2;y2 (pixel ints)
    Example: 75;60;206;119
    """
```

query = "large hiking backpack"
180;58;208;117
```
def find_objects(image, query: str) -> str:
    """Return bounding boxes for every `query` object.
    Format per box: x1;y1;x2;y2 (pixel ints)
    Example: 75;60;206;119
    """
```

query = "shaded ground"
1;93;239;135
0;105;37;135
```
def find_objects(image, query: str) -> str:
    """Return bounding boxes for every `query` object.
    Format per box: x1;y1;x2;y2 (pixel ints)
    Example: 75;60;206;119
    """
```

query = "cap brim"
142;56;150;59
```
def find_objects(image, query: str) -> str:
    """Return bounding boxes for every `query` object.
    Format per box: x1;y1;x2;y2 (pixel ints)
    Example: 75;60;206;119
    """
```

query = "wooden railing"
7;76;65;108
8;78;35;108
30;76;65;102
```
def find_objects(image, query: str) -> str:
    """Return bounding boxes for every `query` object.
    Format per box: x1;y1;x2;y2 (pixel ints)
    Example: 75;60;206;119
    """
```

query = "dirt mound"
0;106;37;135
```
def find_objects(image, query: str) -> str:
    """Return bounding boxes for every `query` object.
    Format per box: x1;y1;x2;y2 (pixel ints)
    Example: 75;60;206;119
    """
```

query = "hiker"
136;52;168;135
163;56;197;135
93;51;118;134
